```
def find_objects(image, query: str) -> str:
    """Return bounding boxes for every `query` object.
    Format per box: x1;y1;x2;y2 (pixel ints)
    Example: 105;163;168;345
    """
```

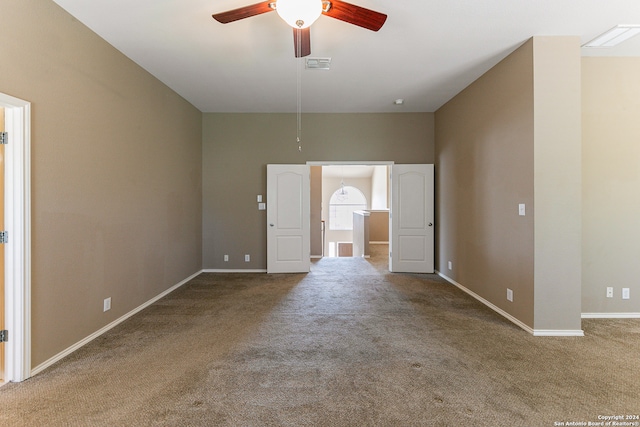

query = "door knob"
270;223;274;227
428;223;433;227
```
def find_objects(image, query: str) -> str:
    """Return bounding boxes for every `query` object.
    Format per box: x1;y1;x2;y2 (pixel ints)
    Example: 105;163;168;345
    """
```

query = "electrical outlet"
448;261;452;270
507;288;513;302
622;288;630;300
245;254;250;262
224;254;229;262
103;297;111;312
606;287;613;298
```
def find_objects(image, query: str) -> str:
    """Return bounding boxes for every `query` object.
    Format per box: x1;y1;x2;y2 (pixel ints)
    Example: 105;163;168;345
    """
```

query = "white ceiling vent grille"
305;57;331;70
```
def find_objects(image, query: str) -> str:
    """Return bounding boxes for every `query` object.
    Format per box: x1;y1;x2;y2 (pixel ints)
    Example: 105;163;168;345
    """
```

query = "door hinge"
0;131;7;145
0;330;7;343
0;231;8;244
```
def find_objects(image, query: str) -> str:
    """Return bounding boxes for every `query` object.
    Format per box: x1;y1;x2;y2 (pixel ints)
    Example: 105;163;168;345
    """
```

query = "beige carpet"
1;245;639;426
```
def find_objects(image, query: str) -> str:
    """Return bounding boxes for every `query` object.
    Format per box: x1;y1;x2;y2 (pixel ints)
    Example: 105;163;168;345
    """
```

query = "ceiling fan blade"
322;0;387;31
212;1;275;24
293;27;311;57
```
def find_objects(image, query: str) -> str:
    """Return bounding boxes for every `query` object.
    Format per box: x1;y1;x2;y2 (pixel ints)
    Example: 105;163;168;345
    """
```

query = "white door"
0;92;31;382
390;164;434;273
267;165;310;273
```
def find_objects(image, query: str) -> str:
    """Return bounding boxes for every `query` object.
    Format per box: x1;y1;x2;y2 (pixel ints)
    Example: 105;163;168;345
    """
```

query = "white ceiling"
51;0;640;113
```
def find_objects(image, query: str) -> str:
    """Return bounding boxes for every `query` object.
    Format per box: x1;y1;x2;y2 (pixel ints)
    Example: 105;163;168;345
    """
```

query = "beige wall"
202;113;434;269
582;57;640;314
310;166;323;257
435;39;536;327
532;37;582;331
368;211;389;243
371;165;389;209
435;37;583;332
0;1;202;367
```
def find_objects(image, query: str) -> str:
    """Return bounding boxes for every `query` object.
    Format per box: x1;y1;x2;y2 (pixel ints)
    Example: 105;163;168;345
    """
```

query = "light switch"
518;204;526;216
257;195;263;202
258;203;266;210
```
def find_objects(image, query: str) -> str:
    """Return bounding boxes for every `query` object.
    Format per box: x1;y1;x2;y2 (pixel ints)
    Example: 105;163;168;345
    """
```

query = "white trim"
436;271;584;337
31;270;201;377
369;241;389;245
1;93;31;382
582;312;640;319
532;329;584;336
202;269;268;273
306;160;394;166
310;255;322;259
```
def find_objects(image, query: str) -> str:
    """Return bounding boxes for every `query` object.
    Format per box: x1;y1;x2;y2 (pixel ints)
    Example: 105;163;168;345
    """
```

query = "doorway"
309;161;435;274
308;161;392;268
319;164;390;258
267;162;434;274
0;92;32;383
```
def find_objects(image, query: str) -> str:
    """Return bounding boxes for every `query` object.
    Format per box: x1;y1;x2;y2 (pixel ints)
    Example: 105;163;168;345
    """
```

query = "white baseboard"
31;270;203;377
582;312;640;319
436;271;584;337
369;241;389;245
202;269;267;273
532;329;584;337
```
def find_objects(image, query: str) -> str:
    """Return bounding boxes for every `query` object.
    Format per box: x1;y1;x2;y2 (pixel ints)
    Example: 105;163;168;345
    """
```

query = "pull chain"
296;27;302;152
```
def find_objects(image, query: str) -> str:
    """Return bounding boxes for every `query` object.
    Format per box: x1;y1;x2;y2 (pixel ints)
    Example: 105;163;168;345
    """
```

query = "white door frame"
307;161;394;166
1;92;32;382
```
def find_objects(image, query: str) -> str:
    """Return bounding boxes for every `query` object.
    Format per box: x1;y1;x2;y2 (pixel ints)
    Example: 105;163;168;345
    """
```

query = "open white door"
390;164;434;273
0;92;31;382
267;165;310;273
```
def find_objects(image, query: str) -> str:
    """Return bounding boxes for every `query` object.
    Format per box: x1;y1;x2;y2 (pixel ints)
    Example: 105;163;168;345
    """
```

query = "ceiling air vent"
305;57;331;70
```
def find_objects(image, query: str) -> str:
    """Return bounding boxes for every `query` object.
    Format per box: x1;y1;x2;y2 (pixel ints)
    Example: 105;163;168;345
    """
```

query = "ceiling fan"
212;0;387;57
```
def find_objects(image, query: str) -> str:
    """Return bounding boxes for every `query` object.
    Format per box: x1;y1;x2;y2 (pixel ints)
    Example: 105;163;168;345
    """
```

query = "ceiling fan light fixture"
276;0;323;29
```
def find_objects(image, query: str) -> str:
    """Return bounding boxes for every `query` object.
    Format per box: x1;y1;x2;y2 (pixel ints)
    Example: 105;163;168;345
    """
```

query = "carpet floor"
0;245;639;426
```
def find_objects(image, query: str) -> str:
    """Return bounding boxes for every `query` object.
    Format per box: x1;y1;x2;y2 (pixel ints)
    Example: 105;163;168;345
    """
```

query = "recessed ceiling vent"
306;57;331;70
